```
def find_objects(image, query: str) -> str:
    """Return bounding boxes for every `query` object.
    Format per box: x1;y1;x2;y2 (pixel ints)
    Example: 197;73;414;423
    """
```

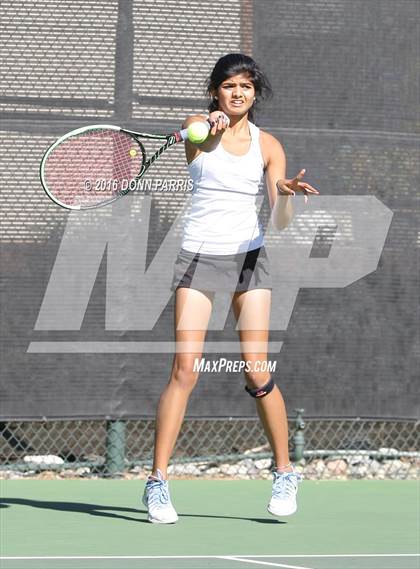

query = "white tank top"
182;121;265;255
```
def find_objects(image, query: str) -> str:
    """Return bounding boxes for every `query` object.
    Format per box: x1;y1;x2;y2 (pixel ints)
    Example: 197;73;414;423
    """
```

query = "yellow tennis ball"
129;148;137;157
187;121;210;144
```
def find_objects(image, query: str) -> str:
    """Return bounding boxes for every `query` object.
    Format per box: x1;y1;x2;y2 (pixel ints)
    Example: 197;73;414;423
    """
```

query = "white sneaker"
142;469;178;524
267;467;302;517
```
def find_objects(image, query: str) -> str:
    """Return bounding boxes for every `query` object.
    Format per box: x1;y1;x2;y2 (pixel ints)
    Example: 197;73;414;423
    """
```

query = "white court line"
1;554;419;560
220;556;313;568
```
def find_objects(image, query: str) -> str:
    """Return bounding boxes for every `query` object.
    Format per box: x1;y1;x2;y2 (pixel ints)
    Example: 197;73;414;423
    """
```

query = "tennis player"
142;53;320;523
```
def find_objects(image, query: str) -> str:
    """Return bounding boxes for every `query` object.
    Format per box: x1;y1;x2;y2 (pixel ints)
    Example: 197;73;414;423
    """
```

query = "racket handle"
178;128;189;141
179;123;211;142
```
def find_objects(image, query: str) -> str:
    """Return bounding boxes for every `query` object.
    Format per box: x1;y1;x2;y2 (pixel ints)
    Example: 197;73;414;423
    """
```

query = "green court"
1;479;419;569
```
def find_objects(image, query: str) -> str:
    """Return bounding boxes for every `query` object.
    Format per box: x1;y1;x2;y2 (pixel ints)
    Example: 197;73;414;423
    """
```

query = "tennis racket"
40;124;201;210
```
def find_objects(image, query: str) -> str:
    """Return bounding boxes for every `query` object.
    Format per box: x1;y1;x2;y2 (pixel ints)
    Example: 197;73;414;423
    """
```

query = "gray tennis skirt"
171;246;272;293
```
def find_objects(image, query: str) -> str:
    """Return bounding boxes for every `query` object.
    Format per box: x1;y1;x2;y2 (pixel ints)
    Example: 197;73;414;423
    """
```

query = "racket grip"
178;128;189;141
177;121;210;143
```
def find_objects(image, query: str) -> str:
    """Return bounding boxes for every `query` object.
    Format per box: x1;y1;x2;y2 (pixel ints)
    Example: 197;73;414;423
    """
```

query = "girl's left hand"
276;169;320;204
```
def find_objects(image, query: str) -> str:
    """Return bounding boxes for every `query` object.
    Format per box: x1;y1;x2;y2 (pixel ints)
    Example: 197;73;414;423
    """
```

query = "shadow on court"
0;498;285;525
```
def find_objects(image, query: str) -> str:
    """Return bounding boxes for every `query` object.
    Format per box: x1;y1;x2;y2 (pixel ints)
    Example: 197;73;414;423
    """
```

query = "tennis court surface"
1;479;418;569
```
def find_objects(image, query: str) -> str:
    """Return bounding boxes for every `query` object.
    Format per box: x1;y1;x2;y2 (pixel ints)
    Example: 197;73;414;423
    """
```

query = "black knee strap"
245;377;275;398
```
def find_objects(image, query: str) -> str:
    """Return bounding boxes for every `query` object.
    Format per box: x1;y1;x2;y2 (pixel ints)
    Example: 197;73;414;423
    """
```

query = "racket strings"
44;129;143;208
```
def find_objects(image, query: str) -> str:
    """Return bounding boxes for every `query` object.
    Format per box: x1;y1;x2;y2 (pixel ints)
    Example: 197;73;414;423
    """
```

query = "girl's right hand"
207;111;230;136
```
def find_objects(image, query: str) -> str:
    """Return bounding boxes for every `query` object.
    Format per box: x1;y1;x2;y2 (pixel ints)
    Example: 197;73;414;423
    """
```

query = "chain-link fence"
1;415;418;480
1;2;419;491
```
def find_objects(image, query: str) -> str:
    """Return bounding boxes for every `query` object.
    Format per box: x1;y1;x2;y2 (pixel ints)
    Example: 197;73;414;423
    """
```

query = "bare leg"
232;289;293;473
151;288;213;480
255;387;292;472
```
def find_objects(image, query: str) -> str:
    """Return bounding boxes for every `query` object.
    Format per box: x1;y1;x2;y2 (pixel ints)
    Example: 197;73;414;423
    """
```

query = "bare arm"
261;131;294;231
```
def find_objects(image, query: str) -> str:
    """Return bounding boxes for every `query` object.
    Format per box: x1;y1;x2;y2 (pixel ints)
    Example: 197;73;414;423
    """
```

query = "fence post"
292;408;305;462
105;419;126;476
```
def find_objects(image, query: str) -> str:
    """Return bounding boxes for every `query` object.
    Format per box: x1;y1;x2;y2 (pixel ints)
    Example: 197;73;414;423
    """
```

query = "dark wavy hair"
205;53;272;122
